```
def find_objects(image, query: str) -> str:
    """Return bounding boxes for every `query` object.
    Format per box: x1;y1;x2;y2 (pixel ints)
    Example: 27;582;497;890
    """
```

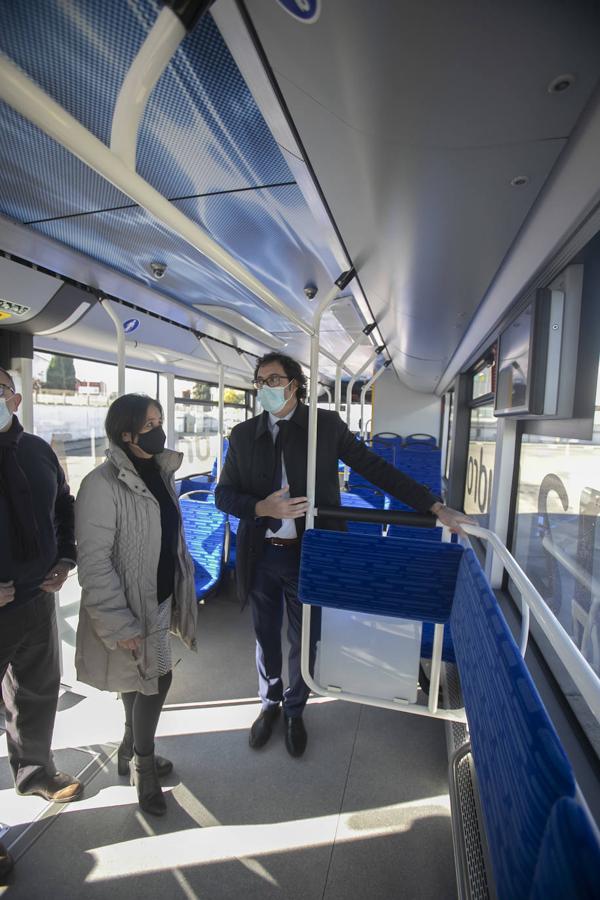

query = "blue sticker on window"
276;0;321;24
123;318;140;334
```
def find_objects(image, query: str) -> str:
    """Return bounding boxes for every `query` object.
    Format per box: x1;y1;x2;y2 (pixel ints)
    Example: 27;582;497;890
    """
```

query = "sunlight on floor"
85;797;451;882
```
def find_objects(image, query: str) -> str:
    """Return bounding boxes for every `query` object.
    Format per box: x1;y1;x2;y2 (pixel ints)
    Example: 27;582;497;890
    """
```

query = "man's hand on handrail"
429;501;476;536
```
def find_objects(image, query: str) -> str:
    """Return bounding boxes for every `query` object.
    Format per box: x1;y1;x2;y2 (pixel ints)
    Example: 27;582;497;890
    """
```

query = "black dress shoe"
16;771;83;803
285;716;307;757
249;706;281;749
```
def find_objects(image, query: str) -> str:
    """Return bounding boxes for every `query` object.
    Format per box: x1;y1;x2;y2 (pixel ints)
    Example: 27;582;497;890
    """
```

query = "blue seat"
450;550;577;900
530;796;600;900
298;529;599;899
341;487;385;535
176;473;213;497
180;492;226;599
403;433;437;449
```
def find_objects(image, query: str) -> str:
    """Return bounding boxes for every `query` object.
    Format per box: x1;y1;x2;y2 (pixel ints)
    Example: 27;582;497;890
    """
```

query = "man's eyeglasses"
253;375;291;389
0;385;14;398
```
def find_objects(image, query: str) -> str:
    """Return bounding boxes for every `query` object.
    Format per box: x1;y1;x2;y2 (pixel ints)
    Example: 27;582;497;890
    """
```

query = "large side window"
512;362;600;676
463;356;496;527
32;351;159;494
174;377;252;478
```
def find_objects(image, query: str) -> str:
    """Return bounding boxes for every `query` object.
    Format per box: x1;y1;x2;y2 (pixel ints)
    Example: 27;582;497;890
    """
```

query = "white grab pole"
100;299;126;396
0;53;313;337
110;6;186;168
201;338;224;479
335;334;363;413
345;351;377;429
359;362;388;439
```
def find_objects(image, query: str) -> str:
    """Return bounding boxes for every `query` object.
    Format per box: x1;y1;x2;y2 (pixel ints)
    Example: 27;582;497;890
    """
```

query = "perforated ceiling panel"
0;0;359;375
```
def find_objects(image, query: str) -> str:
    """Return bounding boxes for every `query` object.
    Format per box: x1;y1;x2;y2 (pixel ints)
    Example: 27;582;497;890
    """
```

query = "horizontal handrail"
314;505;437;528
462;524;600;723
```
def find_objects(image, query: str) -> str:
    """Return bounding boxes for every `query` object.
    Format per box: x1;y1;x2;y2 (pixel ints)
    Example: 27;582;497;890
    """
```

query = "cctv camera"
150;261;167;279
304;284;317;300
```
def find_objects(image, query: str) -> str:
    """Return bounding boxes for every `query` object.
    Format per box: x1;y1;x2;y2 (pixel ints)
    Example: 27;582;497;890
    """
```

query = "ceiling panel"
243;0;600;390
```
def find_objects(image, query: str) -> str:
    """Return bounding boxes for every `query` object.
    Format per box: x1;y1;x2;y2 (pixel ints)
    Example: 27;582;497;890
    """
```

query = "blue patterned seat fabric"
298;530;461;622
341;488;385;536
450;549;577;900
180;495;226;598
529;796;600;900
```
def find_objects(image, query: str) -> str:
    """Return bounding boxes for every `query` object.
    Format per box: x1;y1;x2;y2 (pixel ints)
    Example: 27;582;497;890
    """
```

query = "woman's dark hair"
253;352;307;403
105;394;163;448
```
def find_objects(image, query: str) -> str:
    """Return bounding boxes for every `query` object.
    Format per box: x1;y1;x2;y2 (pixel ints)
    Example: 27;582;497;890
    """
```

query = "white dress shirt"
265;405;298;539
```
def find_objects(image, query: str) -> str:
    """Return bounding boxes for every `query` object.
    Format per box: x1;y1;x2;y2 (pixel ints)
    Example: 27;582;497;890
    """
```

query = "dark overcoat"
214;404;438;604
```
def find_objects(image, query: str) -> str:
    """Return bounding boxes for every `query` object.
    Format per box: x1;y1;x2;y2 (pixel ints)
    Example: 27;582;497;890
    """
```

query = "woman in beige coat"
75;394;197;816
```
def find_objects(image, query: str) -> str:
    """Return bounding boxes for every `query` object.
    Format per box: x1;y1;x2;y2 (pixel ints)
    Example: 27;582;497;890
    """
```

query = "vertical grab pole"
321;384;332;409
428;624;445;714
335;321;377;413
359;360;391;439
303;270;356;686
100;298;125;396
201;338;224;479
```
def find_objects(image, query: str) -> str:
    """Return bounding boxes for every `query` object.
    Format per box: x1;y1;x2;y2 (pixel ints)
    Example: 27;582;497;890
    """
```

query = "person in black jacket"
215;352;470;758
0;366;83;818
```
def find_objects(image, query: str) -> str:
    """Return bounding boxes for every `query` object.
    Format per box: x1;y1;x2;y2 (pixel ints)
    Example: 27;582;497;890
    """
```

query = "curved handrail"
462;524;600;723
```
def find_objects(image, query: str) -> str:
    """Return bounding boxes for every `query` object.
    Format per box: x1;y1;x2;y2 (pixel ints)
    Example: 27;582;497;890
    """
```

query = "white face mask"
257;384;294;415
0;399;12;430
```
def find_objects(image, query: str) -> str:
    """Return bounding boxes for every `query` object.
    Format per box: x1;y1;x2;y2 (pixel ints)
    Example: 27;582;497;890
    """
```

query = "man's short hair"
105;393;164;449
0;367;16;391
254;352;307;403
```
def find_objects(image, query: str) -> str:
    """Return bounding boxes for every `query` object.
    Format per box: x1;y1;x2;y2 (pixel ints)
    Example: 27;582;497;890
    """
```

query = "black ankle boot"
118;726;173;778
130;751;167;817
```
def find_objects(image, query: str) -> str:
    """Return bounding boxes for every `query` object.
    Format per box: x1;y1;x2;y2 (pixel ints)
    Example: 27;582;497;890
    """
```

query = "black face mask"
135;425;166;456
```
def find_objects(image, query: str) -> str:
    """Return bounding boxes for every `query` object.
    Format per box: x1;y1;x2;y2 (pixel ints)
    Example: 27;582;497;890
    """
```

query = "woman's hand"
430;502;476;536
116;636;143;651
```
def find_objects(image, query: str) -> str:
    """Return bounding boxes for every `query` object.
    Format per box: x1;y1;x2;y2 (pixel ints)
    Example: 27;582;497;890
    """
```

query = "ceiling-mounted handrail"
0;53;314;339
335;322;376;413
360;360;391;439
110;5;186;168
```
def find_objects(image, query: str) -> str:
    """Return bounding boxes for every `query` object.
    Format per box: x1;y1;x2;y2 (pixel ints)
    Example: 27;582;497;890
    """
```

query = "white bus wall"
371;368;441;440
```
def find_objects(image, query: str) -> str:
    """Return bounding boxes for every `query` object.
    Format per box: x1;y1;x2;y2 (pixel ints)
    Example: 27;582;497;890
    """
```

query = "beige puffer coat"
75;445;197;695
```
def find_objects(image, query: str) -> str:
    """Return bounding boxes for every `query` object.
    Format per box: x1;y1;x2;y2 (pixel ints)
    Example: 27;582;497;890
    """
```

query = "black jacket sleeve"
337;417;439;514
54;457;76;562
214;432;263;521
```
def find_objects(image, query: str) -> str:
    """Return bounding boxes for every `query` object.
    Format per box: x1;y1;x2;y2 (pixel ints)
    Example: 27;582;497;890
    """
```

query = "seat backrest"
179;495;226;595
299;529;461;622
341;487;385;535
450;549;577;900
529;795;600;900
403;433;437;448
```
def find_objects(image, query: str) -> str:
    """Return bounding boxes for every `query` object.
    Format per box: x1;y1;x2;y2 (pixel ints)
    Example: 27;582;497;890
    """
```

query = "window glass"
472;361;494;400
126;367;158;397
175;378;218;403
32;352;115;494
512;364;600;675
444;391;454;481
463;403;496;526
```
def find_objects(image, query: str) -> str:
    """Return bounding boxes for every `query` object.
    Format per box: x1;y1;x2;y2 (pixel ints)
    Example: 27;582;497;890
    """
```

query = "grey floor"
0;574;457;899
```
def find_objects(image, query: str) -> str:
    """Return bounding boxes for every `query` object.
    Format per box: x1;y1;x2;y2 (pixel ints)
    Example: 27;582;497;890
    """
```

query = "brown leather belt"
264;537;299;547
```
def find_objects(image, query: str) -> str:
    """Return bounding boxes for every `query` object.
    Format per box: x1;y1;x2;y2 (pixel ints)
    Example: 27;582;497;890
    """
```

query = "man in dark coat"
215;352;469;757
0;365;83;850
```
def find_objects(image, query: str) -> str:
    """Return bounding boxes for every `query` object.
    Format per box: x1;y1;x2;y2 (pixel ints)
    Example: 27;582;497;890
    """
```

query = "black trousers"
248;544;320;718
0;592;61;789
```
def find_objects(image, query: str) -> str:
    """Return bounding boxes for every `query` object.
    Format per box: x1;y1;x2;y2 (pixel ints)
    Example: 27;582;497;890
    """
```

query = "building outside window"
32;351;158;494
174;377;251;479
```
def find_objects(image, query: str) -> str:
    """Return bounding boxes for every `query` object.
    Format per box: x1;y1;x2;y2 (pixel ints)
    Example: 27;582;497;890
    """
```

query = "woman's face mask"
135;425;166;455
257;383;294;415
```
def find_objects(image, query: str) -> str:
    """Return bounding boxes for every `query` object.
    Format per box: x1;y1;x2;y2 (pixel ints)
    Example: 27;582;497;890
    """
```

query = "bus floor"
0;573;456;900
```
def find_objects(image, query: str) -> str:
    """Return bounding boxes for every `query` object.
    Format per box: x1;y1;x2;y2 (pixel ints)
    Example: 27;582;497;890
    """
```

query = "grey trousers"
0;591;60;789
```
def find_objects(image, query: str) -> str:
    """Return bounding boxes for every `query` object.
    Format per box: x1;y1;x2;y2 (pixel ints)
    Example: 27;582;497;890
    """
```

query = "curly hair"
253;352;307;403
